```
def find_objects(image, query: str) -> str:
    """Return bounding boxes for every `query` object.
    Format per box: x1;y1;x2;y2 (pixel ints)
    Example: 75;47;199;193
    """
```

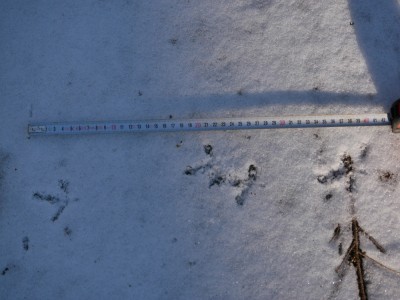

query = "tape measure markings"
28;113;390;136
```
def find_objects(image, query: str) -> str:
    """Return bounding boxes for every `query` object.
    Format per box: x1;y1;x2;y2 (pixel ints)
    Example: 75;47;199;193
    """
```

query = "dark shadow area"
130;2;400;120
130;90;383;121
177;2;400;117
348;0;400;110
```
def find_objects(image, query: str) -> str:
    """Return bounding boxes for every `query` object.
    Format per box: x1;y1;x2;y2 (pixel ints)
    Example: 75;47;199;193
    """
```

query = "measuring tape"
27;113;391;135
27;100;400;136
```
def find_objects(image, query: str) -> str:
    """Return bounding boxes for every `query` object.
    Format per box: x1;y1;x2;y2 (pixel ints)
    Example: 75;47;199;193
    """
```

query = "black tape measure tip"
390;99;400;133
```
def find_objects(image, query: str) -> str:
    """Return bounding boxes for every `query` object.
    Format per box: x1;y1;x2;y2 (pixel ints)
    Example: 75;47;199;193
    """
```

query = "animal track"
317;153;355;192
184;160;212;176
1;267;9;276
58;180;69;193
1;264;15;276
22;237;29;251
33;180;75;222
378;170;397;184
203;144;213;156
320;148;400;299
32;193;59;204
248;165;257;180
233;164;257;206
359;145;369;159
208;171;225;188
324;193;333;202
184;146;257;205
64;226;72;240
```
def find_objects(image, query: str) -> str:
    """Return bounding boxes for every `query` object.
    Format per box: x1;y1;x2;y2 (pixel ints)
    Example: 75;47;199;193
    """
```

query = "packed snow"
1;1;400;299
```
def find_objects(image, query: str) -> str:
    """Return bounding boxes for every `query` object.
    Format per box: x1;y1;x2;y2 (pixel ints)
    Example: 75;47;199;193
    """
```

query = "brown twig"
335;241;354;278
351;219;368;300
358;226;386;253
361;252;400;277
335;218;394;300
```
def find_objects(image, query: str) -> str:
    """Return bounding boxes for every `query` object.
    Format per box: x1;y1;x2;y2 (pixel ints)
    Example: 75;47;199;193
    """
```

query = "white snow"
1;1;400;299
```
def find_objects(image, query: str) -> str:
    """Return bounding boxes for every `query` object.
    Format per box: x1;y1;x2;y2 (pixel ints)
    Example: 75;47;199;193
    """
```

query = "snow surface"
1;1;400;299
